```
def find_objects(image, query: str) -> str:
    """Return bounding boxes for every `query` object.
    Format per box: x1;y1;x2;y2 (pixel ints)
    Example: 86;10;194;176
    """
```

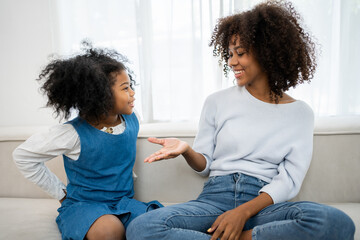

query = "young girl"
126;1;355;240
13;43;162;240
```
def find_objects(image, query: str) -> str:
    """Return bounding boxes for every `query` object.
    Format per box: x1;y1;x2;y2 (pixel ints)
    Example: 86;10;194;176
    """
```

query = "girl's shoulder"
44;124;79;146
17;123;80;158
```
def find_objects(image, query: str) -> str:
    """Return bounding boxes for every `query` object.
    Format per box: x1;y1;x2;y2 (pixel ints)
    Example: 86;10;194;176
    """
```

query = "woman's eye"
237;51;246;56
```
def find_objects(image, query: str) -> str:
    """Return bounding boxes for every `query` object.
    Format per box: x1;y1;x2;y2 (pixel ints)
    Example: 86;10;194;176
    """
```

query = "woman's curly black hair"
38;41;136;122
209;0;317;101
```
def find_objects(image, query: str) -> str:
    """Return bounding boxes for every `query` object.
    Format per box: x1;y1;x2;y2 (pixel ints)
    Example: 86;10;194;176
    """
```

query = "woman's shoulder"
293;100;314;116
205;86;238;102
285;100;314;128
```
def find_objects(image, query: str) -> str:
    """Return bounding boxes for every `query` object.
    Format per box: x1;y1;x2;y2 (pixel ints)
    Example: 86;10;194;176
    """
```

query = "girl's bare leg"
86;214;125;240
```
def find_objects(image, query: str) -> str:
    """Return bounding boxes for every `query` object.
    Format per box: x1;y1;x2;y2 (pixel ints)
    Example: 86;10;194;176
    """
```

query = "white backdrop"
0;0;59;127
1;0;359;127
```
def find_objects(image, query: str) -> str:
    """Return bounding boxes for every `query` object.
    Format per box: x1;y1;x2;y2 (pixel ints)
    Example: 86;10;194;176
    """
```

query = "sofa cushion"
0;198;61;240
1;198;358;240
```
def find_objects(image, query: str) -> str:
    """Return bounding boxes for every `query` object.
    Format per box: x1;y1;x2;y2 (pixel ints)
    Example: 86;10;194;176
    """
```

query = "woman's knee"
299;202;355;239
126;211;163;240
127;210;164;232
322;205;355;239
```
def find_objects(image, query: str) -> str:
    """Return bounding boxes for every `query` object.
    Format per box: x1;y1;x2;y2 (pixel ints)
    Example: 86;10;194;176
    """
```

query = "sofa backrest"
1;117;359;204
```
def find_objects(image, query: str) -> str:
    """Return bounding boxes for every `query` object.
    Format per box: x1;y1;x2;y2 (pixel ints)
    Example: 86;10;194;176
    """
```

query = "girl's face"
111;70;135;115
227;35;267;87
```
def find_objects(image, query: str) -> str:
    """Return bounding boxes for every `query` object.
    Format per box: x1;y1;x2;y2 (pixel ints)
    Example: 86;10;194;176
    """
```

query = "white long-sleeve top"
13;118;128;200
193;86;314;204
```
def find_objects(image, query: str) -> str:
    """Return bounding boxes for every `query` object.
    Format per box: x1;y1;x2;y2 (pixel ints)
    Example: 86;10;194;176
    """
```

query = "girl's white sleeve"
12;124;80;200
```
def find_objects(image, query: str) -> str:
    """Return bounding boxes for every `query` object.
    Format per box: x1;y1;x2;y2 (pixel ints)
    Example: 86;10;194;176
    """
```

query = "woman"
126;1;355;239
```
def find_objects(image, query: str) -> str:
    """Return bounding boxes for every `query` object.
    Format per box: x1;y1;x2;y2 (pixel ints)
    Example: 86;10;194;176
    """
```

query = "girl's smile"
111;70;135;116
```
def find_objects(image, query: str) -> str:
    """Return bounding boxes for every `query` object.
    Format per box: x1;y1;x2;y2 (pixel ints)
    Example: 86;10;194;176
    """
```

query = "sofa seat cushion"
1;198;358;240
0;198;61;240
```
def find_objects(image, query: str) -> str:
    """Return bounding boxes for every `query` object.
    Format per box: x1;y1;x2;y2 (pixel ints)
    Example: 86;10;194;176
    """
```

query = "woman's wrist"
182;147;207;172
235;204;253;220
182;142;191;156
237;192;274;219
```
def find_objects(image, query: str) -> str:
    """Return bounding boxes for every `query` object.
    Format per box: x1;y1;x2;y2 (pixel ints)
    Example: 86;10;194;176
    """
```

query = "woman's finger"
147;137;165;145
210;226;223;240
145;152;169;163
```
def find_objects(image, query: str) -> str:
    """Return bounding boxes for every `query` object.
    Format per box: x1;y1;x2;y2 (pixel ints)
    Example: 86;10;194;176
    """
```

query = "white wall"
0;0;59;127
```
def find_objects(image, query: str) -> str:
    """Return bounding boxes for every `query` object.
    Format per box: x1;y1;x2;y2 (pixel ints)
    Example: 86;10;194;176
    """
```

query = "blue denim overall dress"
56;113;162;240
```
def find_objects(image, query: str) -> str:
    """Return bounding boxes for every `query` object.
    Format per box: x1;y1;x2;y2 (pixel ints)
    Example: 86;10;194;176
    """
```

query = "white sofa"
0;117;359;239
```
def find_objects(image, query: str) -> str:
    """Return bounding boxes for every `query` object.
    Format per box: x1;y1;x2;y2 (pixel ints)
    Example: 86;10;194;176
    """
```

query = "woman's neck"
245;82;272;103
245;84;295;104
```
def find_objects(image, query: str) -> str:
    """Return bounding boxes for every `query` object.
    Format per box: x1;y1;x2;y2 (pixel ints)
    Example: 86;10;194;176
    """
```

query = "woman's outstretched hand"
144;137;189;163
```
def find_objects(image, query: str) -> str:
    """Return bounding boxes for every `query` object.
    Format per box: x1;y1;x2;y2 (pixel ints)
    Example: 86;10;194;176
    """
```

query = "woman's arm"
144;137;207;172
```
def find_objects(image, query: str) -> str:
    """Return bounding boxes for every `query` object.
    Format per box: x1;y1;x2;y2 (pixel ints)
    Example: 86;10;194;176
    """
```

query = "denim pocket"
203;176;216;188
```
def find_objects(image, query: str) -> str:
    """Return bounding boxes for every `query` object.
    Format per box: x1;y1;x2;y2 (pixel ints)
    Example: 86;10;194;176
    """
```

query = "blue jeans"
126;173;355;240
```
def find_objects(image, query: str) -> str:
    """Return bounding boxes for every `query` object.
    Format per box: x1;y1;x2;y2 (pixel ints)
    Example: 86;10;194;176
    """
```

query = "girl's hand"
144;137;189;163
59;189;67;204
208;207;250;240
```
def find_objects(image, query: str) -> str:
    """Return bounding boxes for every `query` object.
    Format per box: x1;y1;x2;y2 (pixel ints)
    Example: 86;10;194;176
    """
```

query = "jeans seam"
256;205;303;218
165;213;221;223
234;173;241;208
170;227;211;237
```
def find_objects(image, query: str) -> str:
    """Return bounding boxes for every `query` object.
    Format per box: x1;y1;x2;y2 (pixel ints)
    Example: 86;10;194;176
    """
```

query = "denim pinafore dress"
56;113;162;240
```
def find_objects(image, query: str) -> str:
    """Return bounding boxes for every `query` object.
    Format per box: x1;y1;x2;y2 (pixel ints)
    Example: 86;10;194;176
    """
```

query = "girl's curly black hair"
209;0;317;101
38;41;136;122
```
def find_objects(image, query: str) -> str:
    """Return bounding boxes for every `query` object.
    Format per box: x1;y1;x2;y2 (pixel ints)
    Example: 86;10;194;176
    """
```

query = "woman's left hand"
208;207;249;240
144;137;189;163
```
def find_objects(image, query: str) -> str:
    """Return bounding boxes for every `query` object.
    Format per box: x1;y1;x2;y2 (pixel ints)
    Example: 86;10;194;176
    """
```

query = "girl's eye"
123;87;129;91
237;51;246;56
130;83;134;90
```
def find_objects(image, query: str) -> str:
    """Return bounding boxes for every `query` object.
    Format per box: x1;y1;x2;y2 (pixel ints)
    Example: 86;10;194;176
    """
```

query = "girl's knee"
86;215;125;240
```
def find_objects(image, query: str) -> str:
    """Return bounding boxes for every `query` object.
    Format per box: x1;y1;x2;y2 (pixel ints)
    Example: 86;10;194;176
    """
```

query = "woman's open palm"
144;137;189;163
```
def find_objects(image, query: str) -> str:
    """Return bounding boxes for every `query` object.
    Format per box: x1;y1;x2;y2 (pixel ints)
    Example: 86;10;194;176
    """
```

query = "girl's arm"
13;124;79;201
144;137;207;172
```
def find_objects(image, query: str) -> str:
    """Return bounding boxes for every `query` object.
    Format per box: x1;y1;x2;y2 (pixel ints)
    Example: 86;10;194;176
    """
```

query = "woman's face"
227;35;267;87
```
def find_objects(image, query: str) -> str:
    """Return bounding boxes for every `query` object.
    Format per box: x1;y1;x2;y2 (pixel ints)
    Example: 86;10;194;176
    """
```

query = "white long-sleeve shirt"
193;86;314;204
13;117;128;200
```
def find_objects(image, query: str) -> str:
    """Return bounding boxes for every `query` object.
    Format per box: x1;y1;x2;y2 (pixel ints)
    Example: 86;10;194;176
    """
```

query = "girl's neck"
89;114;122;130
